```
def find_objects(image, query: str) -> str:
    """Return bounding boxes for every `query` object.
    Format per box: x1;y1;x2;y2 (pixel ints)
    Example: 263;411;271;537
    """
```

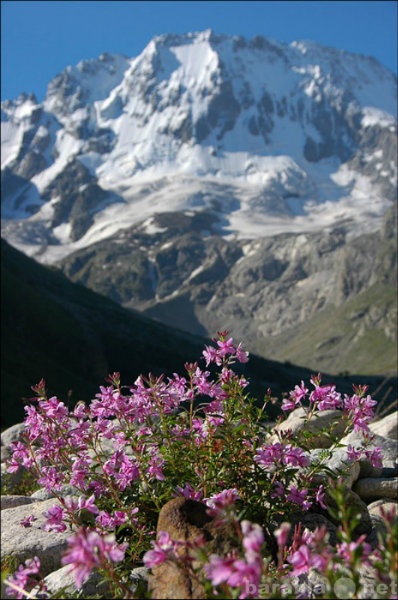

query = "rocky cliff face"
58;202;396;375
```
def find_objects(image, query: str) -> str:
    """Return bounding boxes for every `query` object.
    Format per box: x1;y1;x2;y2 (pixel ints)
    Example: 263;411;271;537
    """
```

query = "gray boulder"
1;498;75;576
353;477;398;502
369;412;397;440
269;407;347;448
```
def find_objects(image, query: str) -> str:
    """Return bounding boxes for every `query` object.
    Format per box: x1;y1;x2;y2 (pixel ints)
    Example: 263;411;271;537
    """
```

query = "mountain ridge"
2;30;396;259
1;31;397;378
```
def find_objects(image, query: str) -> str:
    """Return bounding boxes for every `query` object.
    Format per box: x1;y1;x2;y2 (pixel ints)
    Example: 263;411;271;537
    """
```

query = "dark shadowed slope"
1;238;396;428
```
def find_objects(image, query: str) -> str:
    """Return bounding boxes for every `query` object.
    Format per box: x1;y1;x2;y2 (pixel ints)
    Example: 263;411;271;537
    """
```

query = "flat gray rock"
353;477;398;501
1;498;75;576
1;495;37;510
369;412;397;440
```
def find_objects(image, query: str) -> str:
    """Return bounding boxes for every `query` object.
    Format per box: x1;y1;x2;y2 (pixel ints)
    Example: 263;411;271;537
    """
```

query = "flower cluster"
3;332;394;599
61;529;127;589
4;557;45;599
204;520;264;597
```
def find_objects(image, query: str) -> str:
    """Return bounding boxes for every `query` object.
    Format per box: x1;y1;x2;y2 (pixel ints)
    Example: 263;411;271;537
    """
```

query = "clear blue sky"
1;0;397;102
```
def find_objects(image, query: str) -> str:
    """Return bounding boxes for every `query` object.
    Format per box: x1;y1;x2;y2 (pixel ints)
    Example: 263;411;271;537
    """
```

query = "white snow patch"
361;107;396;128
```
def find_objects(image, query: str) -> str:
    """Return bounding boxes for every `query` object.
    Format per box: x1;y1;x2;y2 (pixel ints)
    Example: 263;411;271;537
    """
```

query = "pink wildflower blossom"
5;556;42;599
365;446;383;468
203;345;222;366
316;484;327;510
346;444;363;462
241;520;264;562
282;381;308;410
344;393;377;432
96;509;132;529
283;445;310;468
217;337;236;357
286;485;312;510
235;342;249;363
309;377;343;411
63;494;99;515
274;522;291;547
62;528;127;588
204;554;237;586
206;488;241;521
7;441;34;472
143;531;177;568
226;559;262;594
37;465;65;493
40;396;69;420
254;443;309;469
147;448;165;481
103;450;139;490
20;514;37;528
337;535;373;565
271;480;285;498
42;504;66;532
174;483;203;501
287;544;323;576
204;521;263;598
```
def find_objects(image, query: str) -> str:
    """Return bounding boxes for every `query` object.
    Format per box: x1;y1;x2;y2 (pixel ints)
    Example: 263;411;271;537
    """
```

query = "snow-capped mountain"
1;31;397;374
2;30;396;260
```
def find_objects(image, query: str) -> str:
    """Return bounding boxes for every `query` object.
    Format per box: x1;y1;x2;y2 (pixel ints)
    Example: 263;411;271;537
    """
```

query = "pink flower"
193;367;213;395
203;345;222;366
5;556;42;599
20;514;37;528
62;528;127;588
40;396;69;420
147;447;165;481
287;544;312;575
37;465;65;493
241;520;264;562
204;521;263;597
174;483;203;501
271;480;285;499
286;485;312;510
283;445;310;468
42;504;66;532
70;455;92;489
206;488;241;521
310;379;342;411
64;494;99;516
344;393;377;432
254;442;283;468
346;444;363;462
217;337;236;357
283;381;308;410
365;446;383;468
235;342;249;363
254;443;309;469
337;535;373;565
7;441;34;472
103;450;139;490
143;531;176;568
281;396;299;411
274;522;291;547
204;554;237;586
316;484;327;510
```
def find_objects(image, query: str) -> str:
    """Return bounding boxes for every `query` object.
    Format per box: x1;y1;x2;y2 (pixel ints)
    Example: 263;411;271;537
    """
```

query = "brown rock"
148;497;239;599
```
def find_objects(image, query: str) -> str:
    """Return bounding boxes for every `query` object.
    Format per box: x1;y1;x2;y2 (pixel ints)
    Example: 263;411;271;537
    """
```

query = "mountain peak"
1;31;396;263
